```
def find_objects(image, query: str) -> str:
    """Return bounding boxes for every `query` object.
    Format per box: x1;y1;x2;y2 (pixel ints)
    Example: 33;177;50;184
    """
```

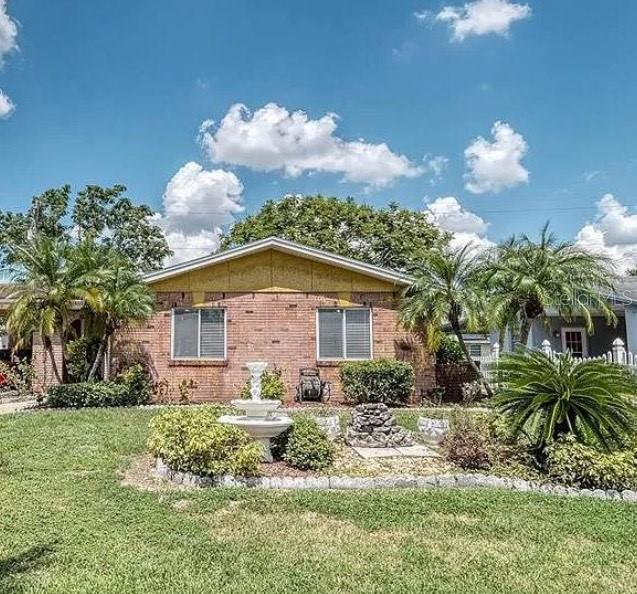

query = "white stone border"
154;459;637;503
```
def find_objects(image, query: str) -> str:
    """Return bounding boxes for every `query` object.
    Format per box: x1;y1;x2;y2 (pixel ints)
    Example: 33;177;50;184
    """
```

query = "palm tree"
400;245;492;396
485;223;616;348
5;237;96;383
493;349;637;454
85;254;155;380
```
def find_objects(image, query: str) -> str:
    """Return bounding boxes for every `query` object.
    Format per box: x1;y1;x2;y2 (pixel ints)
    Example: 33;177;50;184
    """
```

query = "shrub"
546;435;637;491
494;350;637;452
147;406;262;477
240;366;285;400
0;357;35;400
340;359;414;405
47;365;153;408
441;412;491;470
47;382;130;408
435;336;464;364
115;364;153;404
284;415;335;471
66;336;100;382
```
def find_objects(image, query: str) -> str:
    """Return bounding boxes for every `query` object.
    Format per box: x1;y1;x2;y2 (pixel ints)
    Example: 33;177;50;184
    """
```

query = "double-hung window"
172;308;226;360
317;308;372;360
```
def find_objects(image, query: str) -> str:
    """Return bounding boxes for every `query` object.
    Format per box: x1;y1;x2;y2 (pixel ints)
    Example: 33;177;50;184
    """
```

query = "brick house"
112;237;435;403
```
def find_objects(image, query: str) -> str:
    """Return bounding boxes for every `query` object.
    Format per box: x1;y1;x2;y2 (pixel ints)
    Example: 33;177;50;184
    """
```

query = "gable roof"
143;237;412;286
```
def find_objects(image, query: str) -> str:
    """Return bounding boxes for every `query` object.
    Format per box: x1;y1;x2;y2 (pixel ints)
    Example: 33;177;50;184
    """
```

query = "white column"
624;305;637;354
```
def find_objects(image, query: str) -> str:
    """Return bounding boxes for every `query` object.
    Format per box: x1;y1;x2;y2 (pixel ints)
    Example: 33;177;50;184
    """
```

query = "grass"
1;408;637;593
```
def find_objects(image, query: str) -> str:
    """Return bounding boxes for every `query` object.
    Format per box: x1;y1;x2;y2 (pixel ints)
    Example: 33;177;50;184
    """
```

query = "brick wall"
32;333;64;394
113;291;434;404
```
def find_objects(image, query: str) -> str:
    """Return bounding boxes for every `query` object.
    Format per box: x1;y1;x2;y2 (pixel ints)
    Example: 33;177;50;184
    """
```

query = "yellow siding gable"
150;248;398;293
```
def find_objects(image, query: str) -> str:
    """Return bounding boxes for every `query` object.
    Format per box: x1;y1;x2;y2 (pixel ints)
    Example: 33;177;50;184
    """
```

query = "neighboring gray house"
526;277;637;357
463;278;637;362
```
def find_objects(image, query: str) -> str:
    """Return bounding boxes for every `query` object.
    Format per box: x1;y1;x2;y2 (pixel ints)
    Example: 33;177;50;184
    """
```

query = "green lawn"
2;408;637;593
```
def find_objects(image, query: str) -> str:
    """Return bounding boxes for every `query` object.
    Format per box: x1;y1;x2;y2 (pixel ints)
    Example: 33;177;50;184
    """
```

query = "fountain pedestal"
218;362;293;462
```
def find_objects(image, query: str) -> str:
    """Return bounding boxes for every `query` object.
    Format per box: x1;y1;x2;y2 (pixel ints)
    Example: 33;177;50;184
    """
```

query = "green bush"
47;381;129;408
115;364;153;404
340;359;414;405
66;336;100;382
147;406;262;477
435;336;465;364
47;364;154;408
284;415;335;471
240;366;285;400
546;435;637;491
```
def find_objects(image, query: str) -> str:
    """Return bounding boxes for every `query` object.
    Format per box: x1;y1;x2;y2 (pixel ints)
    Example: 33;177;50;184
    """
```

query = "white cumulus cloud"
575;194;637;272
464;121;529;194
436;0;531;41
424;196;494;250
0;88;14;118
0;0;17;64
199;102;423;188
155;161;244;265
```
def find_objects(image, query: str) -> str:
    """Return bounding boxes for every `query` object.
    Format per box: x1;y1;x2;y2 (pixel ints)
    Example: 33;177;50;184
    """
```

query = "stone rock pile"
346;403;415;448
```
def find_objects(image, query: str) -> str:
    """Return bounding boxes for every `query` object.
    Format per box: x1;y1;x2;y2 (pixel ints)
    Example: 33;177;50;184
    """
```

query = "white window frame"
316;307;373;361
560;326;588;357
171;307;227;361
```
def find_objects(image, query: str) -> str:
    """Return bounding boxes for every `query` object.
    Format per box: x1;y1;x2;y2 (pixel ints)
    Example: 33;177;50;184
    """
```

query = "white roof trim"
143;237;412;286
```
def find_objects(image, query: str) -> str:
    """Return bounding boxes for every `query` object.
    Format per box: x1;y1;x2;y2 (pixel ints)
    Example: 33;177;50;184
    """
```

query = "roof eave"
143;237;412;287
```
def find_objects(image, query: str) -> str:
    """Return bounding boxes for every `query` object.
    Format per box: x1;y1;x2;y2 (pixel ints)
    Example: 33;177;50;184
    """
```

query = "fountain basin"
219;413;293;462
229;398;283;419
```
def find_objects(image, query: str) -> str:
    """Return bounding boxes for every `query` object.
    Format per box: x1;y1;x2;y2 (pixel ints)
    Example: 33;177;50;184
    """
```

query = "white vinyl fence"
473;337;637;384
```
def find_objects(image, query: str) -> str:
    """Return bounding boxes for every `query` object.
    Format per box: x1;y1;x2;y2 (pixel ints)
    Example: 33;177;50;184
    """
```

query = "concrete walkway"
0;399;38;414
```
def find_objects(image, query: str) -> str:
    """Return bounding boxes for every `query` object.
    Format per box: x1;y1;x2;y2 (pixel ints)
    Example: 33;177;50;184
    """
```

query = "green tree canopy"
0;185;170;272
220;195;448;270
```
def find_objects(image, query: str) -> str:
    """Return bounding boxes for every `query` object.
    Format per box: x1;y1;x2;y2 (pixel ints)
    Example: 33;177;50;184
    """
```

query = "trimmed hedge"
147;406;262;477
283;415;335;471
340;359;414;405
47;364;153;408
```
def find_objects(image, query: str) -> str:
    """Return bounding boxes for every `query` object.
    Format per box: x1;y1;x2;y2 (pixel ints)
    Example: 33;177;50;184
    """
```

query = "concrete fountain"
218;362;293;462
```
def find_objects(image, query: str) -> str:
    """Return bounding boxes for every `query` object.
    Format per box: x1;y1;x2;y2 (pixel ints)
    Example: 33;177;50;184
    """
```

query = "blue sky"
2;0;637;267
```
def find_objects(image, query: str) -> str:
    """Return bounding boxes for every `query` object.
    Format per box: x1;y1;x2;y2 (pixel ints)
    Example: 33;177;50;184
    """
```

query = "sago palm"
400;245;492;395
485;223;615;347
493;349;637;453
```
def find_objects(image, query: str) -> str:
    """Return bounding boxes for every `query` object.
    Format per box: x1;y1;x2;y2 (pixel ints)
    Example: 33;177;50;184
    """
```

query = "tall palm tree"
400;245;492;396
5;237;97;383
486;223;616;348
85;253;155;380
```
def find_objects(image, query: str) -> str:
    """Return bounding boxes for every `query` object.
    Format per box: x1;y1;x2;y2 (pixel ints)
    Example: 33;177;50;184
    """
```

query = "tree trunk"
88;333;109;381
43;334;63;385
519;316;532;350
450;317;494;398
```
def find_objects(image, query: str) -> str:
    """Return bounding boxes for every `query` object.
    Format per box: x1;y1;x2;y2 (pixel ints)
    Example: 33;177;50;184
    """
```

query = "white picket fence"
473;337;637;382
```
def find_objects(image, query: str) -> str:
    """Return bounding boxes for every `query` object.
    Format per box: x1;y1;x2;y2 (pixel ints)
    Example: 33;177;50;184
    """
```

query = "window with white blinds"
317;308;371;360
172;308;226;359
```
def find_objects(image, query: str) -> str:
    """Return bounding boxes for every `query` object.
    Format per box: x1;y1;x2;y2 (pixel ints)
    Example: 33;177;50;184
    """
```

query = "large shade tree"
485;224;616;348
0;184;171;272
400;245;492;396
220;195;448;270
